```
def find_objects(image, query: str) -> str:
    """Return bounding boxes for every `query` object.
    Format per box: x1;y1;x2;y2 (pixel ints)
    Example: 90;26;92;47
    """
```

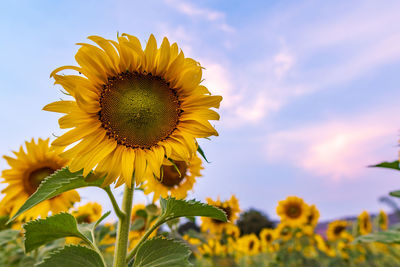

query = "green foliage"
36;245;105;267
355;230;400;244
390;190;400;198
23;213;90;252
160;197;227;222
9;167;104;222
197;145;210;163
0;229;20;246
237;208;275;235
370;160;400;171
132;237;192;267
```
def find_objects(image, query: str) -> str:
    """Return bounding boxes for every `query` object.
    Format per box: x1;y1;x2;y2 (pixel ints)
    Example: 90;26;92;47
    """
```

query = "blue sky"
1;0;400;221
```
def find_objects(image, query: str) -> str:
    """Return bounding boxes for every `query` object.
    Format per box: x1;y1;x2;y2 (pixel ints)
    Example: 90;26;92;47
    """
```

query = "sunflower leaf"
132;237;192;267
354;231;400;244
0;229;20;246
23;213;91;253
36;245;105;267
197;145;210;163
9;167;104;222
159;197;227;222
369;160;400;171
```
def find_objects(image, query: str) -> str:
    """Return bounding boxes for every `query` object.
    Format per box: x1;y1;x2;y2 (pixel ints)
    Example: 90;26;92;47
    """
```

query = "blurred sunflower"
224;224;240;239
198;238;226;257
326;220;348;241
315;234;336;257
378;210;388;231
128;204;156;250
0;138;80;221
143;154;202;201
358;211;372;235
200;195;240;234
306;204;320;227
236;234;260;256
276;196;309;227
43;34;222;188
259;228;276;252
72;202;102;223
275;222;292;241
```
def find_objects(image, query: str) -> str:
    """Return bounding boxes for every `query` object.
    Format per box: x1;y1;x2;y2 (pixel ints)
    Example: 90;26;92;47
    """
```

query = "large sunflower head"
0;138;80;221
276;196;309;227
358;211;372;235
326;220;348;241
378;210;388;231
143;154;203;201
43;34;222;188
200;195;240;234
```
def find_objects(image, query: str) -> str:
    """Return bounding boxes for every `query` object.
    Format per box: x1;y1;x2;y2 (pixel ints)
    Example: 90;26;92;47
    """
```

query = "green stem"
113;183;134;267
125;216;165;264
104;186;124;219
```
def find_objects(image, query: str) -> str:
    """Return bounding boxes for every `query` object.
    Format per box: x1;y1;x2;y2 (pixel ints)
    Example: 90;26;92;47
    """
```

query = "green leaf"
23;213;90;252
9;167;104;222
354;231;400;244
36;245;105;267
131;218;145;231
0;229;20;246
146;204;159;215
160;197;227;222
369;160;400;171
197;145;210;163
390;191;400;198
133;237;192;267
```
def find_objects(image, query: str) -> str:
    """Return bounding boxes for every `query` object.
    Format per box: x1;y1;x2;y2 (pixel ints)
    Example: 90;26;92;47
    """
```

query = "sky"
1;0;400;222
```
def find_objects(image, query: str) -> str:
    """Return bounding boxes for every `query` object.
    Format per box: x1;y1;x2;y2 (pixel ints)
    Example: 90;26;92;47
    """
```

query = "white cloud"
264;109;400;180
164;0;234;33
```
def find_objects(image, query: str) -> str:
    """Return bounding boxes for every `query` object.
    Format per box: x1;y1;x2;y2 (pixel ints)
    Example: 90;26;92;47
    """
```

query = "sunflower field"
1;9;400;267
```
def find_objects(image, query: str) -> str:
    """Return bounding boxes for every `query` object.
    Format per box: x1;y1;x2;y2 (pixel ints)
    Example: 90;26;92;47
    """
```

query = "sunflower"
43;34;222;188
0;138;80;221
72;202;102;223
235;234;260;256
275;222;292;241
198;238;227;257
224;224;240;239
259;228;276;252
358;211;372;235
128;204;157;250
200;195;240;234
143;154;202;201
314;234;336;257
326;220;348;241
378;210;388;231
276;196;309;227
306;204;320;227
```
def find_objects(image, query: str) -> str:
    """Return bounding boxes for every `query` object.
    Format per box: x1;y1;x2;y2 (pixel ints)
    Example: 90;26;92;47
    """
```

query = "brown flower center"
265;234;272;242
160;161;188;187
99;71;181;149
333;225;346;235
249;240;255;250
25;167;55;195
286;204;301;219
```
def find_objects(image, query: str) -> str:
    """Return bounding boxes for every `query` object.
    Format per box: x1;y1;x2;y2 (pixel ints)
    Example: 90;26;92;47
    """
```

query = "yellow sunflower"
43;34;222;188
275;222;292;241
200;195;240;234
72;202;102;223
276;196;309;227
259;228;276;252
326;220;348;241
143;154;202;201
198;238;227;257
306;204;320;227
314;234;336;257
235;234;260;256
358;211;372;235
378;210;388;231
0;138;80;221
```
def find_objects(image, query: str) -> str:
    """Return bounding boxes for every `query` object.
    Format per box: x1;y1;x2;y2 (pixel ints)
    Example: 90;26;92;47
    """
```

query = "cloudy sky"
1;0;400;221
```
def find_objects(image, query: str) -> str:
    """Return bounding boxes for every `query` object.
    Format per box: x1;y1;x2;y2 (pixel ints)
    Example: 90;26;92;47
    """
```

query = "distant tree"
237;209;275;236
178;221;200;235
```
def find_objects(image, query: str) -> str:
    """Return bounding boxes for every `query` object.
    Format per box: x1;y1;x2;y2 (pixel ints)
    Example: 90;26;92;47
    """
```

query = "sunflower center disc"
26;167;55;195
99;72;180;148
161;161;188;187
287;205;301;218
334;226;345;235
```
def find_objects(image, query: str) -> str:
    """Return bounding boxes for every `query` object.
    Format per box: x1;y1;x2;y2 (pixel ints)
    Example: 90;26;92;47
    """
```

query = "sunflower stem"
104;186;124;219
125;215;165;264
113;182;134;267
